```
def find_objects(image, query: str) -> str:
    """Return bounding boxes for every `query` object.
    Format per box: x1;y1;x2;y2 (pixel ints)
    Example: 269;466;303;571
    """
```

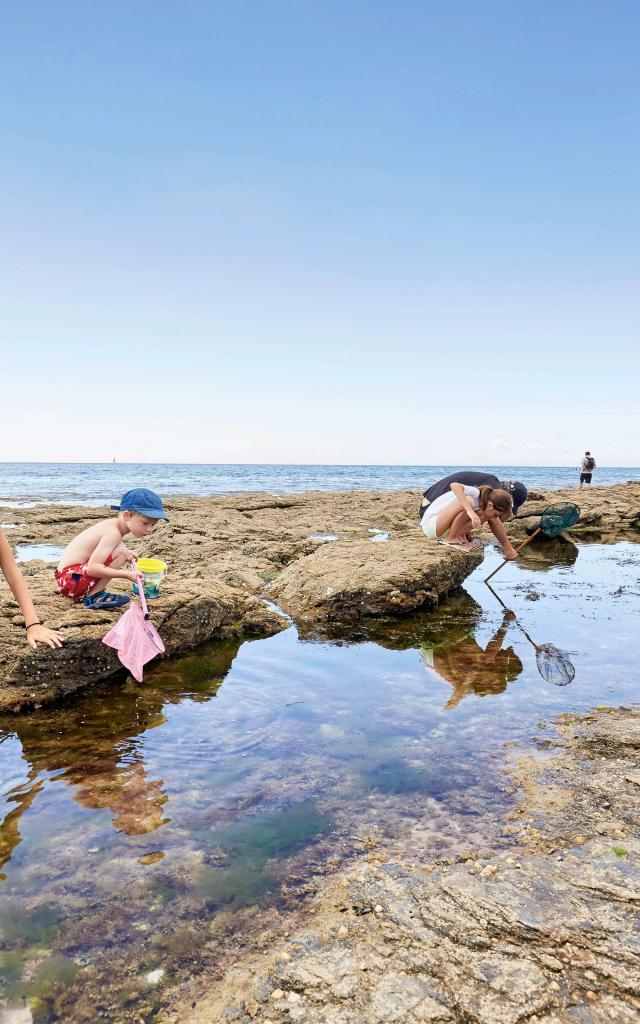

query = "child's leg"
86;544;129;596
436;504;472;540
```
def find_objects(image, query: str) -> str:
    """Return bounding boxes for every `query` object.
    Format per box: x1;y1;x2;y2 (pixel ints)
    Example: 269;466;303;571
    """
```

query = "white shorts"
421;514;440;541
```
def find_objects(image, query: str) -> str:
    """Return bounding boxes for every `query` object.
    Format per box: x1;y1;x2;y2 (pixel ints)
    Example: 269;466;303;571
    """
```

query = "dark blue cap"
499;480;528;515
111;488;169;521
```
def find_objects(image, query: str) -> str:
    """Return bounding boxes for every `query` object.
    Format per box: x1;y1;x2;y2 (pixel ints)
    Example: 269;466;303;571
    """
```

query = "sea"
0;462;637;507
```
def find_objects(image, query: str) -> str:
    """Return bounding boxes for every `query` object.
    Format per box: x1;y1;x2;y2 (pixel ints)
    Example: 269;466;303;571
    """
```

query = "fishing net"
538;502;580;538
535;643;576;686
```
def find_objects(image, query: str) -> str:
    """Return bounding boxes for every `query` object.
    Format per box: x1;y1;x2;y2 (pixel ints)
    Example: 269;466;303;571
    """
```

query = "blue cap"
499;480;528;515
111;488;169;521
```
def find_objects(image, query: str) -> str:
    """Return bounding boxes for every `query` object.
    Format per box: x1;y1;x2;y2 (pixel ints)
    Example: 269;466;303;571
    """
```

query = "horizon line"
0;461;636;470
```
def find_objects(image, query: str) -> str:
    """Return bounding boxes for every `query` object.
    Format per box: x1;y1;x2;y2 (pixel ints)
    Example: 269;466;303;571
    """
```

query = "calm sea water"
0;462;636;506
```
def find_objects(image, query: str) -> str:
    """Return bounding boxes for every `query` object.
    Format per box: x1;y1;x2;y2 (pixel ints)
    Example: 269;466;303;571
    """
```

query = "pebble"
270;989;284;1000
374;905;383;914
539;954;563;972
287;992;302;1003
145;968;165;985
338;925;349;938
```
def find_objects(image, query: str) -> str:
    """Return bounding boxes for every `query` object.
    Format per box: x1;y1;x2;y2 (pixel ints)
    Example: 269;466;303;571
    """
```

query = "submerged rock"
161;708;640;1024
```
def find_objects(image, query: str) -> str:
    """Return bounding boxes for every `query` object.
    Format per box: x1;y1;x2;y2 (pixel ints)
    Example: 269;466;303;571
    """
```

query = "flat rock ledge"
161;707;640;1024
267;537;481;621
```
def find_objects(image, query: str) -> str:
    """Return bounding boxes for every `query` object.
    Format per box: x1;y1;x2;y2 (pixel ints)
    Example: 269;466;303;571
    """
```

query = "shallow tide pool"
1;541;639;1022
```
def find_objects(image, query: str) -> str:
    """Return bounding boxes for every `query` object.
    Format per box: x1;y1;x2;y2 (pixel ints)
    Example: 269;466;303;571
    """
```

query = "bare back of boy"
58;519;137;595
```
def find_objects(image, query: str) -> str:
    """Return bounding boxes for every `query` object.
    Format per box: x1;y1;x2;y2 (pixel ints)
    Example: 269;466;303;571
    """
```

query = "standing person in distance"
579;451;596;490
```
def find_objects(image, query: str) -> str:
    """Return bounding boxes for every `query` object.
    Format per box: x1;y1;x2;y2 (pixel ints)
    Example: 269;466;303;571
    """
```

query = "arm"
487;517;518;559
484;611;515;662
86;528;137;582
0;528;63;649
450;483;480;529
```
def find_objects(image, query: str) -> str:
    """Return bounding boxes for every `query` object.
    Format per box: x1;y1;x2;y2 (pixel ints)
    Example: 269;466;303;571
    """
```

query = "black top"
420;471;500;517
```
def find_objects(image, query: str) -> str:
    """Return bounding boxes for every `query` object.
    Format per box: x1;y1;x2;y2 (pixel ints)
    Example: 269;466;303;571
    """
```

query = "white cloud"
528;442;545;452
490;434;510;450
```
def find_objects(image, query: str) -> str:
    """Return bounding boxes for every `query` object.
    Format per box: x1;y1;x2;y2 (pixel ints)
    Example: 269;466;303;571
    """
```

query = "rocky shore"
1;483;639;710
160;706;640;1024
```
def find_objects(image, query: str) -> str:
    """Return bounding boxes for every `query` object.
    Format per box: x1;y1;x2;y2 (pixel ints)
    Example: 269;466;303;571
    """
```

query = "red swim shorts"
55;554;113;600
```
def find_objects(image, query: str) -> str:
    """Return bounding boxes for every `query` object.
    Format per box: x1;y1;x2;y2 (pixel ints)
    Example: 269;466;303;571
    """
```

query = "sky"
1;1;638;465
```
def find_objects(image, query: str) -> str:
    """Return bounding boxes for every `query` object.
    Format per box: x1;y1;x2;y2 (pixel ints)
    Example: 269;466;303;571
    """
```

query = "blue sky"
1;1;638;464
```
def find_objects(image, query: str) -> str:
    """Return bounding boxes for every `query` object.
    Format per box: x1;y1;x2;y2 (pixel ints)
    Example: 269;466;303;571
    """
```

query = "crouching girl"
420;483;513;551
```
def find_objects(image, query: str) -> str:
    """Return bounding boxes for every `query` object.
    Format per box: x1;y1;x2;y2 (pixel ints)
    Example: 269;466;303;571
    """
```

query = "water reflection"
298;591;524;708
518;534;579;571
485;584;576;687
0;640;241;871
418;608;522;708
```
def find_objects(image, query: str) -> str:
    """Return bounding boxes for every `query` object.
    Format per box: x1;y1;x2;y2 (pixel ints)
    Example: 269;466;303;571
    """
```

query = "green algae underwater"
1;541;640;1023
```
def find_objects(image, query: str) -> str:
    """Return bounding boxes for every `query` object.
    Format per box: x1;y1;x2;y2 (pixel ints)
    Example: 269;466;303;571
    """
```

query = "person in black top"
419;472;528;561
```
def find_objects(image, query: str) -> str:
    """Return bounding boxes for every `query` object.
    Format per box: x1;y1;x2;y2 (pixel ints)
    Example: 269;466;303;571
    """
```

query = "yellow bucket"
133;558;167;599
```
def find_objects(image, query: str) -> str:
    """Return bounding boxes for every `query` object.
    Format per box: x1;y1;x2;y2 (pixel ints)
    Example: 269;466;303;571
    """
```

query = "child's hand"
123;549;138;562
469;512;481;529
123;570;139;584
27;624;64;650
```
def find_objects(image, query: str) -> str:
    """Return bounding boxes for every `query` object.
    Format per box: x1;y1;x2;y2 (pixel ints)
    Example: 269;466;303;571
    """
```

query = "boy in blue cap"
55;489;169;610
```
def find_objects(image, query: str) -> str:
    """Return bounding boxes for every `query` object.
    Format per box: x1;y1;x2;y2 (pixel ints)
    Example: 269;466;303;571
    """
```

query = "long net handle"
134;571;150;619
484;528;541;583
485;582;539;651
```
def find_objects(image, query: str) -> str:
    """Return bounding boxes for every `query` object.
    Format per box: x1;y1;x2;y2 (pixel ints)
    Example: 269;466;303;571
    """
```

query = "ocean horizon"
0;462;637;507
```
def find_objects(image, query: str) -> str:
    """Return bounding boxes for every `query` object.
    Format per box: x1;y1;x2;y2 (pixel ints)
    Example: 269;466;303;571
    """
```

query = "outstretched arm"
487;517;518;559
0;528;63;649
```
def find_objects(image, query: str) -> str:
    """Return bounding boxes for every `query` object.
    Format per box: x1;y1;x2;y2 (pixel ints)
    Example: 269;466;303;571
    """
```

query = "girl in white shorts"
421;482;512;549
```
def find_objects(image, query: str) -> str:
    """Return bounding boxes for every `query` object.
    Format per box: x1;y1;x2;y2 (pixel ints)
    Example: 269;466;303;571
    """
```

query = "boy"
55;488;169;610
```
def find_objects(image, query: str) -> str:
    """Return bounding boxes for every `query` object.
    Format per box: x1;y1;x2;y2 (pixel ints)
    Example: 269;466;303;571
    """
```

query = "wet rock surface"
161;707;640;1024
1;483;638;709
511;481;640;540
267;537;481;622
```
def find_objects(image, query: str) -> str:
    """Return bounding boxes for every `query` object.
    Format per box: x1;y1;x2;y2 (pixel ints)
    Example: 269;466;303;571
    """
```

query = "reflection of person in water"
0;640;240;871
419;610;523;709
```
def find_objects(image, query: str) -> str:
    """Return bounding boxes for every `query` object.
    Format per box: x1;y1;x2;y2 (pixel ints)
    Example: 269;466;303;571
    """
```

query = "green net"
539;502;580;538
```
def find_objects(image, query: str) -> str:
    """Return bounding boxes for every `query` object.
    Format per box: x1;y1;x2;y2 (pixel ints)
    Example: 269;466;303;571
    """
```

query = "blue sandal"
83;591;130;610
